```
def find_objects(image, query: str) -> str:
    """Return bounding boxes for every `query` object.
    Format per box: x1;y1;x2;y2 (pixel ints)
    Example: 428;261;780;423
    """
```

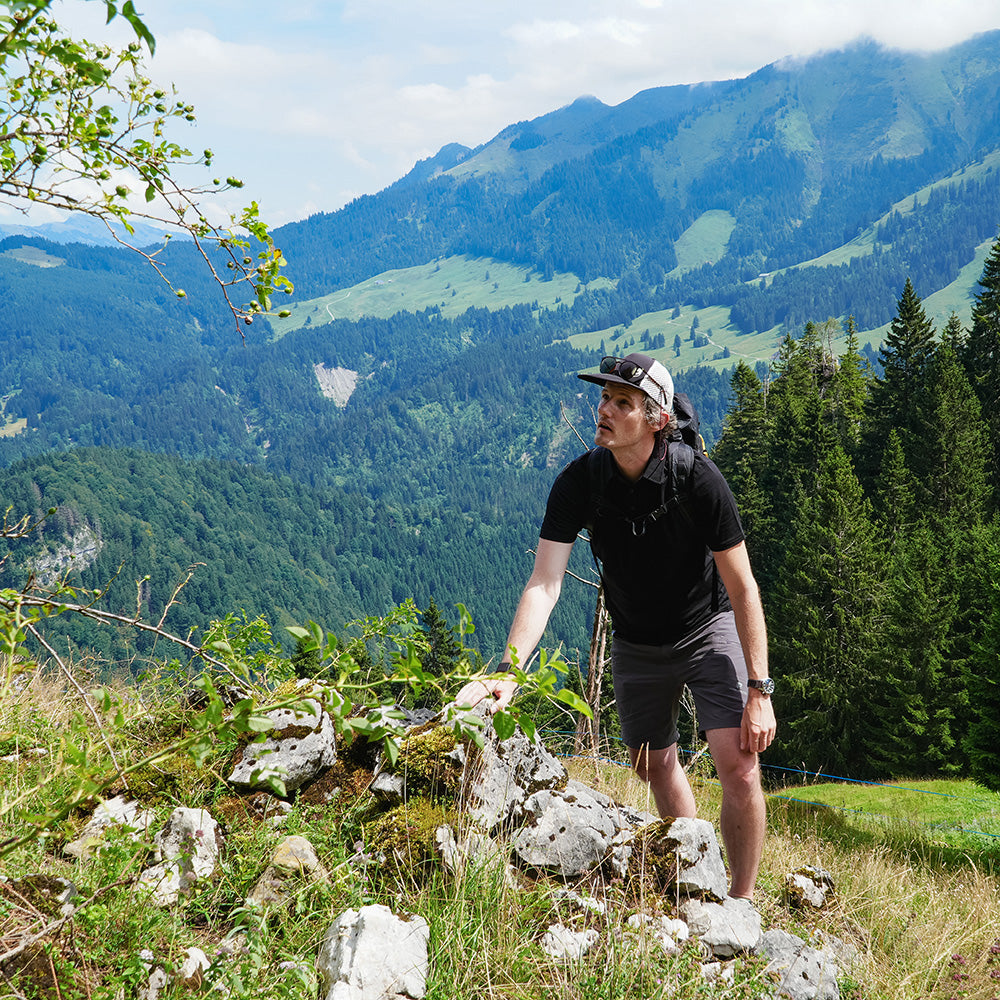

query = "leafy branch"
0;0;292;330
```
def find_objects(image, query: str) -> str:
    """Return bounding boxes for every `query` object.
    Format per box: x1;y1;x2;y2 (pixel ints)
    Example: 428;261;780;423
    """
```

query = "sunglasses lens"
599;356;618;374
619;361;642;382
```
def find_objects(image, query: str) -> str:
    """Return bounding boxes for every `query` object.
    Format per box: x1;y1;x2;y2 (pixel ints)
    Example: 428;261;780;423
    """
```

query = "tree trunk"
575;586;610;756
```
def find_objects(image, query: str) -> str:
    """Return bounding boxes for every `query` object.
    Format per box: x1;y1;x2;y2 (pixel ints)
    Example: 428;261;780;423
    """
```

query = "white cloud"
6;0;1000;227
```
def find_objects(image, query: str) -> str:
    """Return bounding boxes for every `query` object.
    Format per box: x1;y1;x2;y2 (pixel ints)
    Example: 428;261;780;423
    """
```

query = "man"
457;352;776;900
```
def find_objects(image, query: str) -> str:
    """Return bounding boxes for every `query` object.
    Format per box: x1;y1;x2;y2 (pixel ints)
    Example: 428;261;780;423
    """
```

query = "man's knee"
629;744;676;784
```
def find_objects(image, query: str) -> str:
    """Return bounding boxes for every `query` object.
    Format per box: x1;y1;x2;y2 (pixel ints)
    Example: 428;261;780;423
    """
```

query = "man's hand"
454;675;519;713
740;690;777;754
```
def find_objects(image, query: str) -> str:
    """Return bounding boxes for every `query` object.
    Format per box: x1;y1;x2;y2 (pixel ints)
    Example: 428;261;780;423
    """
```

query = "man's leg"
628;743;697;819
705;727;765;899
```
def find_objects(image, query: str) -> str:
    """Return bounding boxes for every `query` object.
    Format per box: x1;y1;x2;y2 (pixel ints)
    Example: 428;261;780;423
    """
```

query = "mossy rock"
298;758;375;809
622;819;682;897
364;799;455;883
392;724;465;802
114;748;217;806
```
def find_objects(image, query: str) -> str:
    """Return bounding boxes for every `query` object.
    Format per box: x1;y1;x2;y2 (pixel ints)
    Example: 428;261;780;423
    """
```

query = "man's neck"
610;439;656;483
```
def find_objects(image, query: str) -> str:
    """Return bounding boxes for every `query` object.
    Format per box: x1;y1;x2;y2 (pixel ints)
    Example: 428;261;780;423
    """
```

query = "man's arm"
454;538;574;711
712;541;777;753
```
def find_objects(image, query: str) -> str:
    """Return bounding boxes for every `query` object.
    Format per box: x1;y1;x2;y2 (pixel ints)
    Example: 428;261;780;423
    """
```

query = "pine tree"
966;578;1000;791
859;278;936;489
961;236;1000;504
770;444;886;777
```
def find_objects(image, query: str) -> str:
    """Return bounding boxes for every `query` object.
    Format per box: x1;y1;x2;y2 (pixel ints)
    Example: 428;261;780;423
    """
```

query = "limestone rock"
539;924;600;960
138;807;221;906
628;817;729;901
785;866;835;909
626;912;690;954
317;904;430;1000
247;835;329;908
759;928;842;1000
679;896;762;958
228;694;337;794
511;782;619;876
63;796;155;860
463;723;566;833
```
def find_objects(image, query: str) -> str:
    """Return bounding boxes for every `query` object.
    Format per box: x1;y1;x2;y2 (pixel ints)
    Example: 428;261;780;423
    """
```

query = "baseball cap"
578;353;674;411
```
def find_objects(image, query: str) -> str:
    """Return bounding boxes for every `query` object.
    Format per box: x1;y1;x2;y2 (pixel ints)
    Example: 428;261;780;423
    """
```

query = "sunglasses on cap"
600;356;647;382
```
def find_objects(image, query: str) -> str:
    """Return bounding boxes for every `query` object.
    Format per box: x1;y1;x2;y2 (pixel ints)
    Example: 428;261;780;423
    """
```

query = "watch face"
750;678;775;695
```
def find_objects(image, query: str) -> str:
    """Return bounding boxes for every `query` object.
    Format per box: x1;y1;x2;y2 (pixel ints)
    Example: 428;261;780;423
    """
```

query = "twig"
559;401;592;449
22;622;129;790
7;594;246;687
0;878;134;968
156;563;204;631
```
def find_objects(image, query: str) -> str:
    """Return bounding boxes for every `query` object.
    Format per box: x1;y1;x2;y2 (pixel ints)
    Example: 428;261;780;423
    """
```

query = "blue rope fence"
541;728;1000;844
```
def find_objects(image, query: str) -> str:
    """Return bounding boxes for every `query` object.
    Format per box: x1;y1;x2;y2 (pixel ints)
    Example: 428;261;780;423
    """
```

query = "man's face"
595;383;656;452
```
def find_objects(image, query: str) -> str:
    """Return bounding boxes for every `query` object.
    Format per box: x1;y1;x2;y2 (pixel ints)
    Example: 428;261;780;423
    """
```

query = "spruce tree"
412;598;464;708
872;523;959;776
966;578;1000;791
859;278;936;490
770;444;885;777
828;317;870;454
712;362;773;562
961;236;1000;505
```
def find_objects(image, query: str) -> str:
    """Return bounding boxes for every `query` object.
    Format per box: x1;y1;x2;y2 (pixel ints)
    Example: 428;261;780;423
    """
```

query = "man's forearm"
730;584;768;681
502;580;561;668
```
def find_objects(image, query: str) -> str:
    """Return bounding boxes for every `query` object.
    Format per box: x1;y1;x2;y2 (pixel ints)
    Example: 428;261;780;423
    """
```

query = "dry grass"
568;753;1000;1000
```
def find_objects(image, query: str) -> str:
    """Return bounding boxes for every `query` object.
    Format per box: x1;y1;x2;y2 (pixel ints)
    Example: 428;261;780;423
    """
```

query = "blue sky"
7;0;1000;229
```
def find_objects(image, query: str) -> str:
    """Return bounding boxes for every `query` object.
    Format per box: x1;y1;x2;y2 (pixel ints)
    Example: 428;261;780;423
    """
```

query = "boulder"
462;723;566;833
317;904;430;1000
627;817;729;901
511;781;620;876
228;694;337;794
759;928;842;1000
679;896;762;958
138;807;222;906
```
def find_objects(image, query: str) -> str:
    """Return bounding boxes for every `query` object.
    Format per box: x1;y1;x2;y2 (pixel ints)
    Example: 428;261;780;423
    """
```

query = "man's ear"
654;407;670;432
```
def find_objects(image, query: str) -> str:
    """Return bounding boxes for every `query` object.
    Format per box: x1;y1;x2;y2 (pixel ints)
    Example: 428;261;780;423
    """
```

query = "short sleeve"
539;454;591;544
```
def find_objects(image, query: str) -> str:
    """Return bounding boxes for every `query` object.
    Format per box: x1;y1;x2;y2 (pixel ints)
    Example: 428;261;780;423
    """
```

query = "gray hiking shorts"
611;611;748;751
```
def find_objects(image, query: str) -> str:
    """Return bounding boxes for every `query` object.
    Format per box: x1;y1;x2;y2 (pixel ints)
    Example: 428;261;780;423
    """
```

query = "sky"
6;0;1000;229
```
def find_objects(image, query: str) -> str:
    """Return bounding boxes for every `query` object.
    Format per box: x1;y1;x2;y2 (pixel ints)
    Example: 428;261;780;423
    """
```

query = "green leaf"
492;711;516;741
555;689;593;716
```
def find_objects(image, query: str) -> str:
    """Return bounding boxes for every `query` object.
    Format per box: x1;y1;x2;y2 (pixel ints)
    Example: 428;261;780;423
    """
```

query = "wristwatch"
747;678;775;695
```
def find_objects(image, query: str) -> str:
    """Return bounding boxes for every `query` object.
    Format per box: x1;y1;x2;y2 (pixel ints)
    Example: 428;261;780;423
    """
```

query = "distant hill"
3;32;1000;660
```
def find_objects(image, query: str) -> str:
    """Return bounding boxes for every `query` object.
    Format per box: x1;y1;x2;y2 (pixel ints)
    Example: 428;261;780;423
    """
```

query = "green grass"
5;657;1000;1000
0;416;26;438
267;255;614;337
769;777;1000;861
670;210;736;274
566;302;781;376
0;245;66;268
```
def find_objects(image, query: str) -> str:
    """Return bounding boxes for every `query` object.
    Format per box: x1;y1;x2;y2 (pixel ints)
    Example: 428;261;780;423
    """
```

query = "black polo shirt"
539;442;745;645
